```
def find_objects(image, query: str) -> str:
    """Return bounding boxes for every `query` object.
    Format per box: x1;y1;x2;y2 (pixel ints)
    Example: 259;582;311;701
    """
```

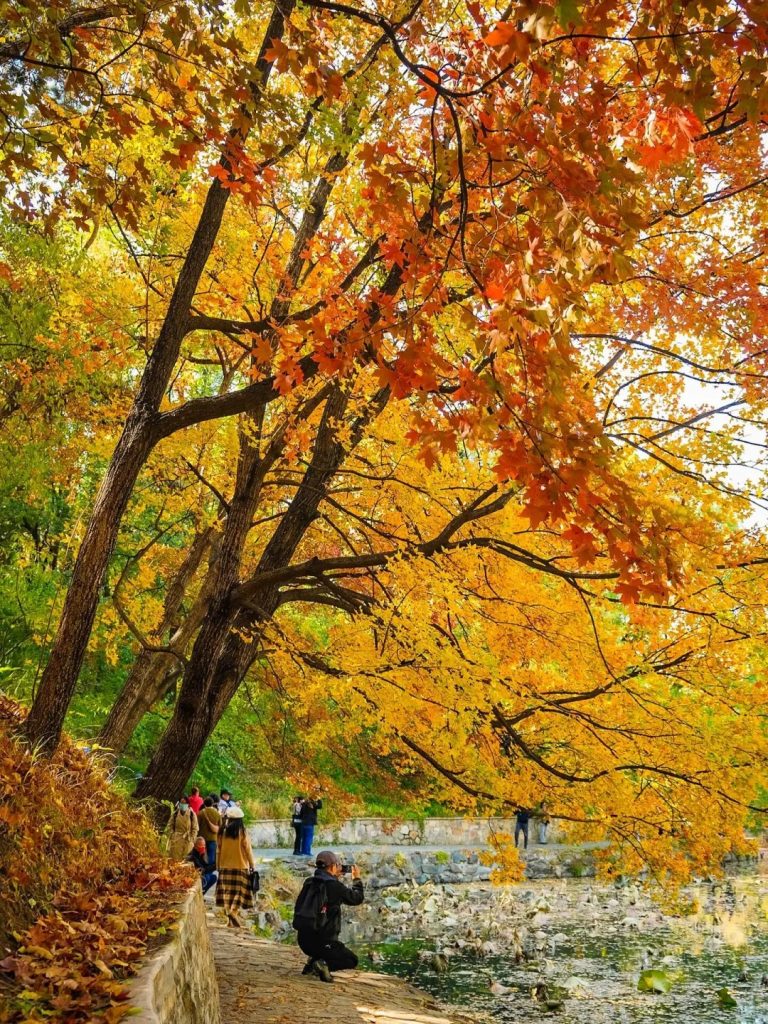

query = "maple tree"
1;0;768;872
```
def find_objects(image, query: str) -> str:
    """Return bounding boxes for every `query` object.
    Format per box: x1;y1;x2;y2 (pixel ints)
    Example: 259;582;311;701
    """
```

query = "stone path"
212;924;480;1024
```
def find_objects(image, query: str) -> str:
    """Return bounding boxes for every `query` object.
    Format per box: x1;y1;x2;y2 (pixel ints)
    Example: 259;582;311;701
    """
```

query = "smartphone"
341;863;354;874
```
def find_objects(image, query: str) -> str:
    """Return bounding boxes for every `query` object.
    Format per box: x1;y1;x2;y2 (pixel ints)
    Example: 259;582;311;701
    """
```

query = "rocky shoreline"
254;842;606;890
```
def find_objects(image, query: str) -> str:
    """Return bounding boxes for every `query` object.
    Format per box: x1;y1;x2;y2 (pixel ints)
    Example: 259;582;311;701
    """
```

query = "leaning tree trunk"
23;0;294;753
97;530;215;754
133;418;270;802
134;609;271;804
133;388;356;803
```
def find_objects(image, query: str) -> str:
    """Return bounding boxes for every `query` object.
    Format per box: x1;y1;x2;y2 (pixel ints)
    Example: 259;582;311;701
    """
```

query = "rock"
562;976;590;998
431;953;449;973
531;981;550;1002
620;916;641;929
489;979;513;995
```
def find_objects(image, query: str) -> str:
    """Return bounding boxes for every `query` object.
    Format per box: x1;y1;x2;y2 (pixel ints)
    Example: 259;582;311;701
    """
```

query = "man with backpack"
292;850;364;982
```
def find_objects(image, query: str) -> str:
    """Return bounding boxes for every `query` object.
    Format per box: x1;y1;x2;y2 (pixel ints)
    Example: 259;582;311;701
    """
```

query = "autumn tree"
3;0;768;866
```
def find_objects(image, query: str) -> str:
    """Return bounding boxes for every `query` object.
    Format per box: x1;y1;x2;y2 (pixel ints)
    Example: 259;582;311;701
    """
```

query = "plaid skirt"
215;868;254;912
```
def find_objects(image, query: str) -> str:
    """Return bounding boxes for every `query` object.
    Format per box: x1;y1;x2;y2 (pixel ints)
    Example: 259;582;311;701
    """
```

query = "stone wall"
128;885;220;1024
256;844;598;891
249;815;561;849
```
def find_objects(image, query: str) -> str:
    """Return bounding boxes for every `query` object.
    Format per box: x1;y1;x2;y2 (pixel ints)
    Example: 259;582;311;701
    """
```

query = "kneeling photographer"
292;850;364;982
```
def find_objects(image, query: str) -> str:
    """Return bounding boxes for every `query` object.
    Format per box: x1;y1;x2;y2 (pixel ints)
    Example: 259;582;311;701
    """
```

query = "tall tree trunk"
23;1;294;752
97;528;214;753
134;608;272;802
134;387;358;802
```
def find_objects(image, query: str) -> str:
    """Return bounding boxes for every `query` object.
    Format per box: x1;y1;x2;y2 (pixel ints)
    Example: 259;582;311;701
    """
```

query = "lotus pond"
351;873;768;1023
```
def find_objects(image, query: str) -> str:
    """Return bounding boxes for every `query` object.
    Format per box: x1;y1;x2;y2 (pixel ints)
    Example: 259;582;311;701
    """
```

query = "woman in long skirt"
216;806;255;927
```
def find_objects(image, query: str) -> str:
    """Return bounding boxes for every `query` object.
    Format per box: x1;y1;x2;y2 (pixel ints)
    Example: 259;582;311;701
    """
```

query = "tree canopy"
1;0;768;876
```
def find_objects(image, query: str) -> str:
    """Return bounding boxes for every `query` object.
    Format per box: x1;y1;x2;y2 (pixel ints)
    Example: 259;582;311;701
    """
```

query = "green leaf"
555;0;582;28
716;988;737;1009
638;969;674;994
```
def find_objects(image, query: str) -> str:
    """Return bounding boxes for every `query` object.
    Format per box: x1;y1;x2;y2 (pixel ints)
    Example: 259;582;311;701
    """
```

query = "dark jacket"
300;799;322;826
515;808;530;825
187;848;213;873
296;868;364;940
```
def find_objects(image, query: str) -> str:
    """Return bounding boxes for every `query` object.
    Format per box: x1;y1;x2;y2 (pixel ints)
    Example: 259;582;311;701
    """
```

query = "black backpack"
292;878;328;932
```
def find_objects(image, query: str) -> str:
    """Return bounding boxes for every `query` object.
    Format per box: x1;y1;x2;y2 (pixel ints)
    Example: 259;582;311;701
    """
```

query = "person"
198;796;222;867
187;786;204;816
537;801;551;845
514;807;530;850
293;850;364;982
216;806;256;927
300;796;323;856
188;836;218;894
218;788;236;815
167;798;198;859
291;796;304;855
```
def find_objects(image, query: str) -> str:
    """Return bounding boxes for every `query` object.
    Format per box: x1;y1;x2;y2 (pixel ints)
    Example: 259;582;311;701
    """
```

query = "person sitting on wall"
188;836;218;894
292;850;364;982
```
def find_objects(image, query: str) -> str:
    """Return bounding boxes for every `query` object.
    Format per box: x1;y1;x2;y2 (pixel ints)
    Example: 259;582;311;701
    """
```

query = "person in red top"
187;786;204;816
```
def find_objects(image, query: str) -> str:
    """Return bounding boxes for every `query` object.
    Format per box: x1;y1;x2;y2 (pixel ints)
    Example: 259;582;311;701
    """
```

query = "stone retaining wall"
128;885;220;1024
249;815;561;849
257;845;598;889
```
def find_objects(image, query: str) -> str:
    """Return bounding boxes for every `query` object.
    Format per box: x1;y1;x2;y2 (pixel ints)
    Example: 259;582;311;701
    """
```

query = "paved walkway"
212;925;481;1024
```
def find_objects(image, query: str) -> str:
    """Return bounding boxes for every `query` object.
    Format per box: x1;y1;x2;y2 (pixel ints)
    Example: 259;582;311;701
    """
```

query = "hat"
316;850;340;869
224;805;244;819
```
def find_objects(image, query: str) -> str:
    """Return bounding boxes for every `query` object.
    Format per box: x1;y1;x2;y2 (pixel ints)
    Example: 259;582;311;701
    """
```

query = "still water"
354;875;768;1023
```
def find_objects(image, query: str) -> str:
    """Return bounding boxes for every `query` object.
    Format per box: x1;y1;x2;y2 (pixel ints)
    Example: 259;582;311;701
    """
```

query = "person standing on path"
216;806;256;927
514;807;530;850
537;801;551;845
300;796;322;856
218;788;236;815
167;798;198;859
291;796;304;855
198;796;222;867
293;850;364;982
187;786;204;816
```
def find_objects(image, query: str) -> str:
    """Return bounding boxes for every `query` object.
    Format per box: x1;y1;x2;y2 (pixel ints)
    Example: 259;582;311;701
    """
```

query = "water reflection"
352;875;768;1023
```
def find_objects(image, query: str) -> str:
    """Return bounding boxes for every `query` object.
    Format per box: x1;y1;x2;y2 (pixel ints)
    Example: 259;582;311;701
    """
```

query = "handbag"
248;869;260;894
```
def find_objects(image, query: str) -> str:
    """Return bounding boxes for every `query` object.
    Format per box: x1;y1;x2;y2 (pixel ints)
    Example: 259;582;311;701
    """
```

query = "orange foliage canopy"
2;0;768;879
4;0;767;599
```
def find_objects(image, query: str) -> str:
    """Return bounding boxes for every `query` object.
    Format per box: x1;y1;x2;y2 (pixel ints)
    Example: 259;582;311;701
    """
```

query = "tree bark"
133;606;271;801
23;0;294;752
97;529;214;754
133;386;377;802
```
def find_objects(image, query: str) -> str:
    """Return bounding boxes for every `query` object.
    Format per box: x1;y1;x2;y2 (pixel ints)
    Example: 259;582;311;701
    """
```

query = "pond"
349;874;768;1023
